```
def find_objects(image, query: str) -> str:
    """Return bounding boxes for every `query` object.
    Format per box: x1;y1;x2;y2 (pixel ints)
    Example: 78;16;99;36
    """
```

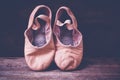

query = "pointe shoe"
53;6;83;70
24;5;55;71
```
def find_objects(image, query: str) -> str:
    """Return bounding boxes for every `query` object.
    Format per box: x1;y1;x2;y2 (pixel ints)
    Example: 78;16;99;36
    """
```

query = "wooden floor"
0;57;120;80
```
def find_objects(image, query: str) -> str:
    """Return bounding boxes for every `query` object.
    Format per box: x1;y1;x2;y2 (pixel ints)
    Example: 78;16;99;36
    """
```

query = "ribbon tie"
56;19;73;30
32;14;50;30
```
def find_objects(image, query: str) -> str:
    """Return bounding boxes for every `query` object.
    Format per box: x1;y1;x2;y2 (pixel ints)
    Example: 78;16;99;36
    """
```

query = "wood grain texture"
0;57;120;80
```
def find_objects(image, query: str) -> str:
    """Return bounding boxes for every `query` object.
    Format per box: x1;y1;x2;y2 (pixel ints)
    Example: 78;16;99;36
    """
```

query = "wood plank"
0;57;120;80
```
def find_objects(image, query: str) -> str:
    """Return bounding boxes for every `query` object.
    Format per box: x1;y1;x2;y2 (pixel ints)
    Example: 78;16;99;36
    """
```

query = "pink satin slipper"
24;5;55;71
53;6;83;70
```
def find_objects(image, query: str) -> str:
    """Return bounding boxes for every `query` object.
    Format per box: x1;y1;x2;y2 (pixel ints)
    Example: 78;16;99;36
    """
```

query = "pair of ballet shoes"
24;5;83;71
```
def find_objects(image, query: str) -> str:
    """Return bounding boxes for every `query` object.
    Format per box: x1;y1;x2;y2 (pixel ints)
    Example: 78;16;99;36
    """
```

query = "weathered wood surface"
0;57;120;80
